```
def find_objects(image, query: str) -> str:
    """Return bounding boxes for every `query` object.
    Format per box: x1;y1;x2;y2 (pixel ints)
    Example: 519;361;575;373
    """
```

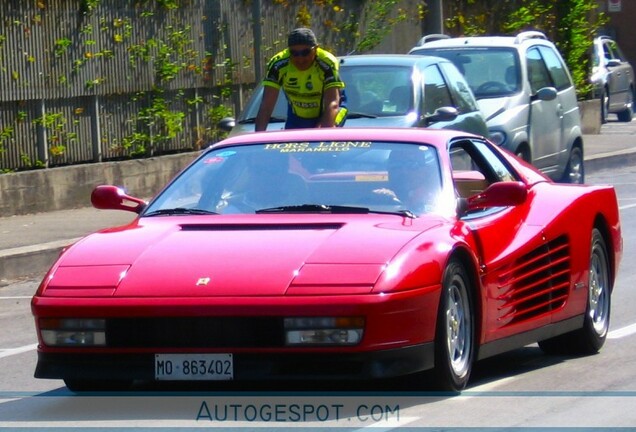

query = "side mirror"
466;181;527;211
426;106;459;124
218;117;236;132
533;87;558;102
91;185;147;214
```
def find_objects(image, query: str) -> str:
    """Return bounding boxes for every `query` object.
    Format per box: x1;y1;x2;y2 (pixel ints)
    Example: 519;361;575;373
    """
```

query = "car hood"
50;215;442;297
477;96;522;123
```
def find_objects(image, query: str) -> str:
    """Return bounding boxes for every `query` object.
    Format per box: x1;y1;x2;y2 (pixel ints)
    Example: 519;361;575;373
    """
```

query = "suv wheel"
616;89;633;122
600;88;609;124
561;145;584;184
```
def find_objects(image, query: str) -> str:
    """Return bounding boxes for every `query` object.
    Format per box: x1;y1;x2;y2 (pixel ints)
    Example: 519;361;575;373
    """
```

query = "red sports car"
31;128;622;392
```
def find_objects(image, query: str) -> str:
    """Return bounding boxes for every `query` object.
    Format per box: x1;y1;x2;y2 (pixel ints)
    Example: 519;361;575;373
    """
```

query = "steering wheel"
218;193;257;214
475;81;509;94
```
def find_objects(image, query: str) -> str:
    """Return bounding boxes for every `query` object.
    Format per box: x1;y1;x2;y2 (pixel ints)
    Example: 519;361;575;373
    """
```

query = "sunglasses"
290;47;315;57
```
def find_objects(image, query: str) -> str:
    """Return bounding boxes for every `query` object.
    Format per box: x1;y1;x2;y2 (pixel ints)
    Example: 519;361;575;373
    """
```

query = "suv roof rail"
514;31;547;44
415;34;450;47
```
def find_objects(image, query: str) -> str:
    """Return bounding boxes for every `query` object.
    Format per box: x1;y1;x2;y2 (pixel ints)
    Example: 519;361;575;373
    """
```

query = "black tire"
515;146;531;163
560;146;584;184
64;379;132;393
616;89;633;122
539;228;611;355
431;258;475;392
600;89;609;124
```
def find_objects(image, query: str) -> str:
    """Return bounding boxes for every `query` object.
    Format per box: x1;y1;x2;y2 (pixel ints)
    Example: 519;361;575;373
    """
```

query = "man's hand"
255;86;280;132
318;87;340;128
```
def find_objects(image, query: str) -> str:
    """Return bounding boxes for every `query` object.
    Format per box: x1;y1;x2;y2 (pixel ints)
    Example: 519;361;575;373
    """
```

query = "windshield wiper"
346;112;378;119
238;117;286;124
256;204;416;218
144;208;219;217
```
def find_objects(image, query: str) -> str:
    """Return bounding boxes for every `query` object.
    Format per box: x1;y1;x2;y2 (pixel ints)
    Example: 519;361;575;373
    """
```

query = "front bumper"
35;343;434;382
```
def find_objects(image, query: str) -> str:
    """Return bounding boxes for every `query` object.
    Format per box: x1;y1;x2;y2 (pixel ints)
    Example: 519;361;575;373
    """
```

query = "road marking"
608;323;636;339
619;203;636;210
0;296;32;300
0;343;38;359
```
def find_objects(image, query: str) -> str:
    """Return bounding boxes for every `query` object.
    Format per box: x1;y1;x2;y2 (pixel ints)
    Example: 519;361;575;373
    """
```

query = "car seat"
389;86;412;113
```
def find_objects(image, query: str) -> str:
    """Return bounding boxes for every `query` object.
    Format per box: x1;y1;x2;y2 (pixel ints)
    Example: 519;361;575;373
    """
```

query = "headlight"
489;130;507;146
39;318;106;347
284;317;364;346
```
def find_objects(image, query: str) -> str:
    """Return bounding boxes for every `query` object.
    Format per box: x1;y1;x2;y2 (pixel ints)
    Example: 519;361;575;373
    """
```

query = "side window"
423;64;454;115
603;41;614;60
608;40;626;61
450;138;518;201
439;61;478;113
538;46;572;91
526;47;553;93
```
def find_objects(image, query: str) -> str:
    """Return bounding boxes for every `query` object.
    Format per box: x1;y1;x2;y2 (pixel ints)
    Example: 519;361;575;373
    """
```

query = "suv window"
414;47;520;98
526;47;553;93
423;64;453;115
537;46;571;90
439;61;478;112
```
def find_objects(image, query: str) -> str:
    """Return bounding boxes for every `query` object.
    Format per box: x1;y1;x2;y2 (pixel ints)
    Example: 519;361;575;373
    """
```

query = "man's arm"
255;86;280;132
318;87;340;128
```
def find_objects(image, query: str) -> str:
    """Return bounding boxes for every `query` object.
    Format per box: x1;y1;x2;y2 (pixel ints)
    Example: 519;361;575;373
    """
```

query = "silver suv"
591;35;634;123
409;31;584;183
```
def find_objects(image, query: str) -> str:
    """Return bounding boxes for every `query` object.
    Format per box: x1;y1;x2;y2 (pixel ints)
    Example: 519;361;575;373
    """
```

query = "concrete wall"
0;152;200;217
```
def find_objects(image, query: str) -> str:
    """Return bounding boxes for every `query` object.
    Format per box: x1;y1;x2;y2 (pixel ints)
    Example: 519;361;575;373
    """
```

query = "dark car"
222;54;489;137
591;35;634;123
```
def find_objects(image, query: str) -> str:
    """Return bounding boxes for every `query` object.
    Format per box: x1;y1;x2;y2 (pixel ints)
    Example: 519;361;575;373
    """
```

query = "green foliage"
356;0;405;53
33;112;78;157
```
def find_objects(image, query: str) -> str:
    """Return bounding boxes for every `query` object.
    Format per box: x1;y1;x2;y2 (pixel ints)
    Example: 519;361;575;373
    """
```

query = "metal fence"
0;0;421;172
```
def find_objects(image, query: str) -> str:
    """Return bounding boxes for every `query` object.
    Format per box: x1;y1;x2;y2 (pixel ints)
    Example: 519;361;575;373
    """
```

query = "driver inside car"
215;153;307;213
375;146;440;214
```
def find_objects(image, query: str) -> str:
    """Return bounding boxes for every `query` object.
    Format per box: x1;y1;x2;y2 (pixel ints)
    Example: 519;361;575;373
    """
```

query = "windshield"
416;47;520;99
145;140;442;216
238;65;415;121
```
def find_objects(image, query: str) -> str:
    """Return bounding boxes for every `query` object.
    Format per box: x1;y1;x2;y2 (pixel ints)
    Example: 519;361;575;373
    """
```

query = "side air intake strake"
496;235;570;325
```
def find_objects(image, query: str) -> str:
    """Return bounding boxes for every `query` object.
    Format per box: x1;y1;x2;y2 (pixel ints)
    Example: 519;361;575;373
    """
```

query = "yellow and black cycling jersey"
263;47;345;120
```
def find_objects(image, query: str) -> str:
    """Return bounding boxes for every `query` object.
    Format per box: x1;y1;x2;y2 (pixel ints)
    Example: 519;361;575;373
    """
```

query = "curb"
584;148;636;172
0;238;79;282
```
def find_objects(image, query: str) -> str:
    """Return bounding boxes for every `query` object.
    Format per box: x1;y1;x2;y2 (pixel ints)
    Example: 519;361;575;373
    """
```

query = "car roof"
215;127;479;150
410;31;553;51
339;54;450;67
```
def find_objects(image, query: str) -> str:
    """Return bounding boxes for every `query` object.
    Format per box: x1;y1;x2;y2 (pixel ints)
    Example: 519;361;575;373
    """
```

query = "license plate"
155;354;233;381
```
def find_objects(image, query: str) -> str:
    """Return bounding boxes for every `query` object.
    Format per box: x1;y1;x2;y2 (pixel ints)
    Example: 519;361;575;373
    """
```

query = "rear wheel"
431;259;475;392
616;89;633;122
539;228;611;354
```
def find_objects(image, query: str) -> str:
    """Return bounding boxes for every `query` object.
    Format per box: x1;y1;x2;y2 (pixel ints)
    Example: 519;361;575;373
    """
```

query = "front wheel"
431;259;475;392
560;146;584;184
600;89;609;124
539;228;611;355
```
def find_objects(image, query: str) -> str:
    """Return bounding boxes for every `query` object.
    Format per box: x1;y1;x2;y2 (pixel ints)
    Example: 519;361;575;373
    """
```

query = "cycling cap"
288;28;318;47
